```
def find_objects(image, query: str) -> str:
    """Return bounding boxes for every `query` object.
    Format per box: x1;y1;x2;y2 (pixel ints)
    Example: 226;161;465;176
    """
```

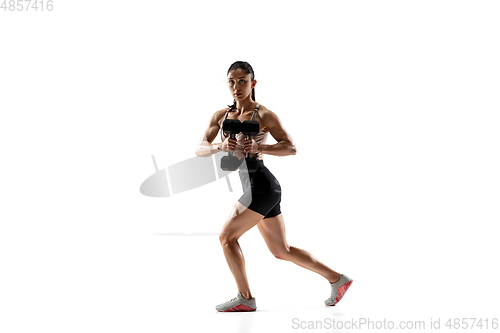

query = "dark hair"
227;61;255;110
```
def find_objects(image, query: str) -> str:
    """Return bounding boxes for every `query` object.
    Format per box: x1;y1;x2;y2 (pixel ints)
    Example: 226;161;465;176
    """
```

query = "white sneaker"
325;274;353;306
216;291;257;312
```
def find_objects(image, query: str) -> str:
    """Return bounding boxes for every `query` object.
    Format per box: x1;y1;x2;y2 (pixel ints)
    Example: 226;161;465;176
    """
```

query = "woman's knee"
219;231;239;246
271;246;291;260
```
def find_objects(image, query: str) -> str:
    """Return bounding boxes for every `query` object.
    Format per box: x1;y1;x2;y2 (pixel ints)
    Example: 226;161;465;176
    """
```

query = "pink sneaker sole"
334;280;353;305
218;304;256;312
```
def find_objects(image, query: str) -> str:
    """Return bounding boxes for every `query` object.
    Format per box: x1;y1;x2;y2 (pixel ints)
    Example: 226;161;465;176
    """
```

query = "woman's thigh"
219;201;264;243
256;213;290;257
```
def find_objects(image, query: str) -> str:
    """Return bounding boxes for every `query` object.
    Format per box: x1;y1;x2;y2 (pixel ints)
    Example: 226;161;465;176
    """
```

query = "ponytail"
227;99;237;111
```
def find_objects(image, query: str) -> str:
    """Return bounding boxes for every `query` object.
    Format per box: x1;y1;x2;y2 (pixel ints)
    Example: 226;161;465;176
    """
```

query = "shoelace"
228;294;240;303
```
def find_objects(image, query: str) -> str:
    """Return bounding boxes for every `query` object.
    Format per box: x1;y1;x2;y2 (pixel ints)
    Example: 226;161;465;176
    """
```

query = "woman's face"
227;69;255;100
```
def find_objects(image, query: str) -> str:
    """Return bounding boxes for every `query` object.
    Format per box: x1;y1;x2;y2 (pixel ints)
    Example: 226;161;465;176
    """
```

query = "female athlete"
195;61;353;312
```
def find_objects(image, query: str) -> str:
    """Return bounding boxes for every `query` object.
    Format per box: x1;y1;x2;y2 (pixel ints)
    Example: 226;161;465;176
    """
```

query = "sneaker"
216;291;257;312
325;274;353;306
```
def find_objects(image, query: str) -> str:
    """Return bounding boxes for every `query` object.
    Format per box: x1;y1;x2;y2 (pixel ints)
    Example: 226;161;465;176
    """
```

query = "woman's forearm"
195;141;222;157
197;140;297;157
259;141;297;157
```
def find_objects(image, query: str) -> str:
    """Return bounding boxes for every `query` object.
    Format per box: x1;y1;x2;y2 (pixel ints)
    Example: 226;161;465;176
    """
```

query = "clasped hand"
221;137;260;154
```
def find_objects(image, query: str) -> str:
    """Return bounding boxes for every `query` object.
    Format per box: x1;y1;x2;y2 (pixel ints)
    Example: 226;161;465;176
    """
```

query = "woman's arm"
252;110;297;157
195;109;227;157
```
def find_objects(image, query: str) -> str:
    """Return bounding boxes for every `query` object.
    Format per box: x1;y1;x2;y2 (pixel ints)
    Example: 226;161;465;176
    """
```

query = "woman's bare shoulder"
210;107;231;124
255;104;278;131
256;104;279;121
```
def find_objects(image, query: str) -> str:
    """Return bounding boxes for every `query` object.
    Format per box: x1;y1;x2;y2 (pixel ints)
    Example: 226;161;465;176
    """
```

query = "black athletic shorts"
238;159;282;219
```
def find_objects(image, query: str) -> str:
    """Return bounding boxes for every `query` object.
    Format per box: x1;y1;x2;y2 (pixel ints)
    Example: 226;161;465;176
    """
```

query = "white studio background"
1;1;499;332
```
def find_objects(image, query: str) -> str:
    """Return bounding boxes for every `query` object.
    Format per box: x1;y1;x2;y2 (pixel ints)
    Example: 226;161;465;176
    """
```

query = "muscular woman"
195;61;353;312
